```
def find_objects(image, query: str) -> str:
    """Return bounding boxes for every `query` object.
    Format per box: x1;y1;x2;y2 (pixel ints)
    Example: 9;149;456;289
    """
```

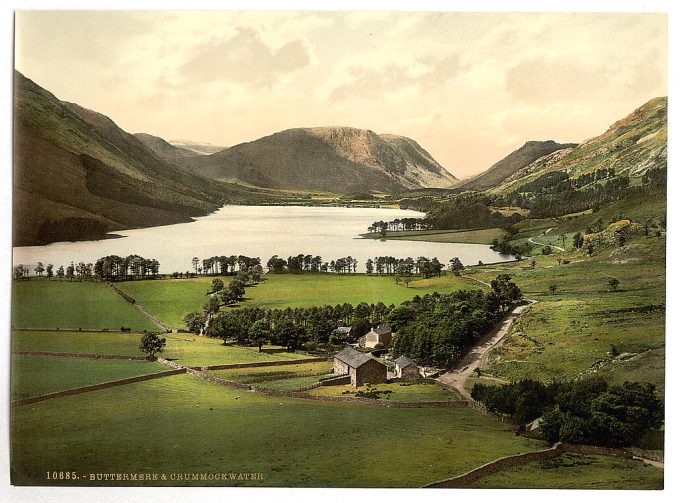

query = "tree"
66;263;75;281
207;315;243;345
548;284;558;295
530;259;536;269
488;274;522;312
57;265;64;280
608;278;620;291
573;232;584;249
209;278;224;294
203;296;222;315
183;311;206;334
449;257;464;275
192;257;199;275
249;319;271;352
34;262;45;276
46;264;54;280
139;332;166;358
365;258;374;275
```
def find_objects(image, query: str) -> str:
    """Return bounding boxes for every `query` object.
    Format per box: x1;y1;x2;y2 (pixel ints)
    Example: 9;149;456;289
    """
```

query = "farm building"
394;355;421;379
333;346;387;387
358;325;393;348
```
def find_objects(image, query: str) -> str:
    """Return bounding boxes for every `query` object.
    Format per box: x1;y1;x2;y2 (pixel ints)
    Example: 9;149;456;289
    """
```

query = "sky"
14;10;668;179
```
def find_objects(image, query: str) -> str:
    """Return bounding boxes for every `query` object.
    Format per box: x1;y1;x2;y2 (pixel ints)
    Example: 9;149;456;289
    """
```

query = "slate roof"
395;355;418;368
372;325;392;336
336;326;352;334
334;346;373;368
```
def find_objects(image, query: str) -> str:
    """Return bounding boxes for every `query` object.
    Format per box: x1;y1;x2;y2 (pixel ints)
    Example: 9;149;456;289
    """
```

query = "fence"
12;351;149;361
190;357;330;371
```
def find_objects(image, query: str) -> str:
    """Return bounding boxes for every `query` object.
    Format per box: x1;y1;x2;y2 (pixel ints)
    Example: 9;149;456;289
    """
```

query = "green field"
116;274;478;327
308;382;461;402
12;279;157;331
361;227;505;245
205;360;332;384
116;278;213;329
11;374;545;487
468;453;663;489
465;235;665;391
11;356;167;400
12;330;315;368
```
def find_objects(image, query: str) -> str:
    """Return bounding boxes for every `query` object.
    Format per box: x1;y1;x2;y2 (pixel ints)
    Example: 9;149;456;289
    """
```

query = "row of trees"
471;377;663;448
367;217;430;235
187;301;395;352
13;255;161;282
190;255;261;276
391;275;523;367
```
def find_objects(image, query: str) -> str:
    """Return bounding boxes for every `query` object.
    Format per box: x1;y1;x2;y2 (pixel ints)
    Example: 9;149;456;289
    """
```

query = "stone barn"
358;325;392;349
394;355;421;379
333;346;387;387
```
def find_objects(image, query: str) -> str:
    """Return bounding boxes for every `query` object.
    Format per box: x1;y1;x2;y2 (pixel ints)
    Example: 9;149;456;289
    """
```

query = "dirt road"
437;301;535;399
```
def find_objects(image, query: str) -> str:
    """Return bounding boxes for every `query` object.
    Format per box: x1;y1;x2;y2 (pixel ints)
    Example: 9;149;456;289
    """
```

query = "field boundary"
106;282;173;332
12;327;147;333
11;368;186;407
189;357;330;371
12;351;150;360
424;443;640;488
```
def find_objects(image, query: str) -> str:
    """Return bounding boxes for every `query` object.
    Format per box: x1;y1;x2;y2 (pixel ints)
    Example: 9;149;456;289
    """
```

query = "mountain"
134;133;200;164
169;140;226;155
13;71;281;246
458;140;577;192
489;97;667;195
177;127;458;192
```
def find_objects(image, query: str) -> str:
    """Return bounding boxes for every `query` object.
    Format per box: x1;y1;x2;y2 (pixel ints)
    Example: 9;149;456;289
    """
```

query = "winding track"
437;300;536;399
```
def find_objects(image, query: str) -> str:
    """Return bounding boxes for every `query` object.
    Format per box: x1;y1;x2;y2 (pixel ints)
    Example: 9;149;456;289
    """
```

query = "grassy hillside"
490;97;667;196
13;71;287;245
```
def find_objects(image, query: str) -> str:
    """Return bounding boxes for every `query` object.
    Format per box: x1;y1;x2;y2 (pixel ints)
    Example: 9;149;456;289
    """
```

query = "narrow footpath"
437;301;536;399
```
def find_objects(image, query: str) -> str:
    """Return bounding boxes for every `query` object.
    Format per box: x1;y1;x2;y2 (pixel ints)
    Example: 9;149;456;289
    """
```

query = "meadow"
11;356;167;400
465;235;666;391
467;453;663;489
205;360;333;390
11;374;545;487
307;382;461;402
116;273;478;329
11;330;316;368
11;279;157;331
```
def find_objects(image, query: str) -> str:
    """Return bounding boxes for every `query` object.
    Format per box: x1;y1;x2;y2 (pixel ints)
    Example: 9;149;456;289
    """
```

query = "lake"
13;205;514;273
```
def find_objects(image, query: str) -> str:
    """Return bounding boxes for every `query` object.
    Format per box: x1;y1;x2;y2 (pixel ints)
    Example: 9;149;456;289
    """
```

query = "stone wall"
12;351;149;361
192;357;330;371
11;368;186;407
424;443;637;488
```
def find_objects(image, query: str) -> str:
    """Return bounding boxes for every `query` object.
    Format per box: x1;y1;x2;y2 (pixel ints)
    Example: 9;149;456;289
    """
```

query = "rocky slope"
178;127;458;192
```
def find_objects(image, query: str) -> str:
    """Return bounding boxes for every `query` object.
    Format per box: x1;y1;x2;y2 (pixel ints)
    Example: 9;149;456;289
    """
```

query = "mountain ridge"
177;126;458;192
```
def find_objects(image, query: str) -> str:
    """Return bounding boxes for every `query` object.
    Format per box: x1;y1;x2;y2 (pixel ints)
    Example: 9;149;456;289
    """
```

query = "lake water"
13;205;514;273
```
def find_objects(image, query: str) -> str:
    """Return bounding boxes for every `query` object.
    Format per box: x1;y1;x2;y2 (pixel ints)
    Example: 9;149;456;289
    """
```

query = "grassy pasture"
205;360;332;383
307;382;461;402
467;453;663;489
11;374;545;487
11;330;315;368
116;274;478;327
11;356;167;400
464;236;665;390
12;279;157;331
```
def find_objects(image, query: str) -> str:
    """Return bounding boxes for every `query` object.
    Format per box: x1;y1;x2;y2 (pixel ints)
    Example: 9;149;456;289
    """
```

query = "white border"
0;2;676;503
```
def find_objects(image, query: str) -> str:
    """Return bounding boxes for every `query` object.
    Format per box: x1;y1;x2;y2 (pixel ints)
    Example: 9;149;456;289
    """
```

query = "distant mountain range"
176;127;458;192
457;140;578;192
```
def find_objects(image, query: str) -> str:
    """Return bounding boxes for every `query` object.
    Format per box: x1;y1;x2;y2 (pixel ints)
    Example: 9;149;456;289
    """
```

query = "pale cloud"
14;11;667;178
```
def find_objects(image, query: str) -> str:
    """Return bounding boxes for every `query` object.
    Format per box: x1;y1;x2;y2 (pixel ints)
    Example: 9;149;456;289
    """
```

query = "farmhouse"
358;325;392;348
333;346;387;387
394;355;421;379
